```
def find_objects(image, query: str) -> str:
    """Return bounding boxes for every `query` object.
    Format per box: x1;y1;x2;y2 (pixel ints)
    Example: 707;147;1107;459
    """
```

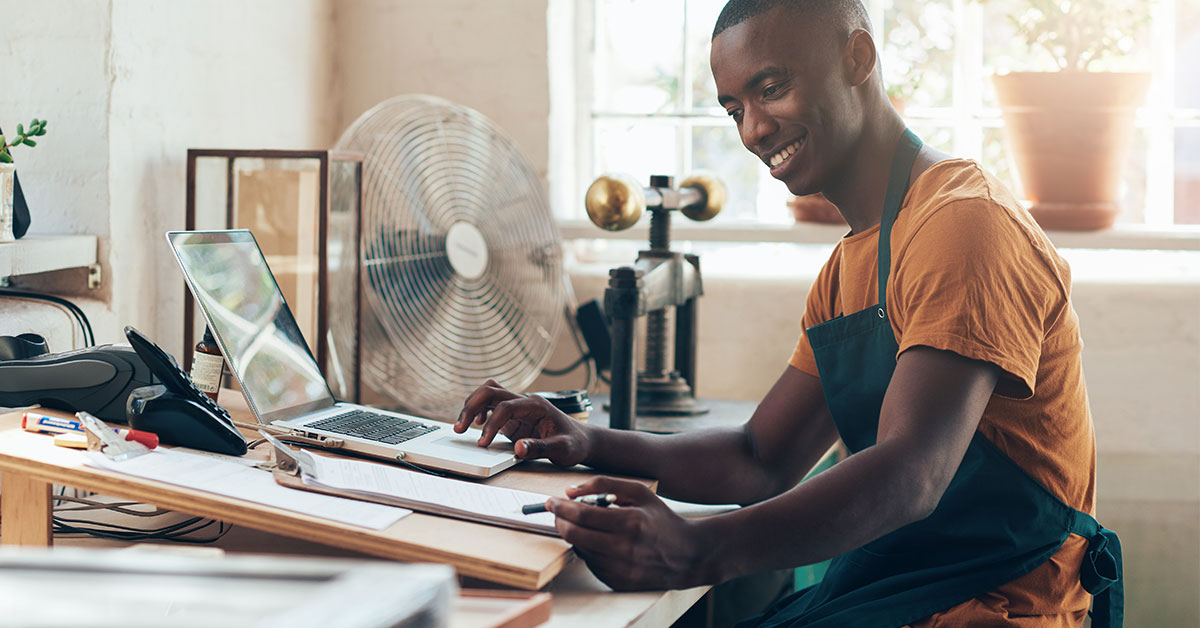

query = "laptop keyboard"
307;410;439;445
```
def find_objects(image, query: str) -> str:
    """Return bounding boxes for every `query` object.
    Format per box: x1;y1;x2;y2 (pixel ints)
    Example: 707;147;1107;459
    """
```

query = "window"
551;0;1200;229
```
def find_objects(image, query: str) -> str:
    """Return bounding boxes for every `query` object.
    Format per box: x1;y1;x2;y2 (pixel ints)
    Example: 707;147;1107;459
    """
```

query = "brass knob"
585;174;644;231
679;173;725;222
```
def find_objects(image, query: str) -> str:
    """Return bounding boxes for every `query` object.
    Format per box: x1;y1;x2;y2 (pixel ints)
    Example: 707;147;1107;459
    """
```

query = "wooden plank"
1;472;51;546
451;591;553;628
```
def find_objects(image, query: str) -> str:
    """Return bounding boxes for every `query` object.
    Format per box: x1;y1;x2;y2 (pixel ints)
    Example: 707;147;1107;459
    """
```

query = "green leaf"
16;123;23;136
0;135;5;146
23;138;36;147
0;152;11;163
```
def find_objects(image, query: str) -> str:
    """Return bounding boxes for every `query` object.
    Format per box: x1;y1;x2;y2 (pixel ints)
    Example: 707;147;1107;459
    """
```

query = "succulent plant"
0;118;49;164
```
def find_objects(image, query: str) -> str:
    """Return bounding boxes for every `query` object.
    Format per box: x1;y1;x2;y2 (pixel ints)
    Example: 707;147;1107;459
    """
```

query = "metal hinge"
87;263;102;290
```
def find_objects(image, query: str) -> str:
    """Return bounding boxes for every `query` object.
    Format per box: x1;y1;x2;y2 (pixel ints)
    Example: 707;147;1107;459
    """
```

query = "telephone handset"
123;326;247;456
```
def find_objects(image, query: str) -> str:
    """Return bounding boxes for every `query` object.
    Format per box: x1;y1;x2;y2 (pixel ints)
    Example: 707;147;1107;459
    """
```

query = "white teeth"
769;140;803;168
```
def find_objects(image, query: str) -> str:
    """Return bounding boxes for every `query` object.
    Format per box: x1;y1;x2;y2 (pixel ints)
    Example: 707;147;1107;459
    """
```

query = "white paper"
85;449;410;530
302;452;558;534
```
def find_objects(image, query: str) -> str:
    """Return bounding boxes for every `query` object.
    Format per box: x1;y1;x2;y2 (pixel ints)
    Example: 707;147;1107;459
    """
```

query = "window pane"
594;0;685;114
691;123;785;223
687;0;726;112
881;0;955;108
904;123;953;155
593;121;679;186
1117;127;1149;224
983;0;1150;80
1176;128;1200;225
981;126;1021;199
1178;1;1200;108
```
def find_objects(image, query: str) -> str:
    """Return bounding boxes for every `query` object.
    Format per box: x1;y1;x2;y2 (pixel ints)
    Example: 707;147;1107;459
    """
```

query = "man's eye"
764;85;780;97
727;109;743;122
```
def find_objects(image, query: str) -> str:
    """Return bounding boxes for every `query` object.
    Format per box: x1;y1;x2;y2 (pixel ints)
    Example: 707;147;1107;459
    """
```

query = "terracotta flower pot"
788;193;845;225
993;71;1150;231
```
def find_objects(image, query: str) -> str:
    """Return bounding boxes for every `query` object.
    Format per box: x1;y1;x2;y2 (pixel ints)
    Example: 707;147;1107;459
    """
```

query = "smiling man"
457;1;1123;626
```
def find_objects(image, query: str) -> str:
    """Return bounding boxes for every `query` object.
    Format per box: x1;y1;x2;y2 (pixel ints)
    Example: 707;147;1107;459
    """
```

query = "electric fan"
334;95;565;420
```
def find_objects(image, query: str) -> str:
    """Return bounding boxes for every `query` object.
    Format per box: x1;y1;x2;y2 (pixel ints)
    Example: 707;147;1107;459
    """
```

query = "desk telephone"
124;326;247;456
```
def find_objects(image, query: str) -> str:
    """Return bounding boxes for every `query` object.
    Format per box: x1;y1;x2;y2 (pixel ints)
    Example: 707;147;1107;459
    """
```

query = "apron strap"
1070;510;1124;628
877;129;923;309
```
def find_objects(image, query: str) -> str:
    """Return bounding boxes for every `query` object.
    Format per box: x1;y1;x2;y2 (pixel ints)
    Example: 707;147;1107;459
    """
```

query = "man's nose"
740;106;778;153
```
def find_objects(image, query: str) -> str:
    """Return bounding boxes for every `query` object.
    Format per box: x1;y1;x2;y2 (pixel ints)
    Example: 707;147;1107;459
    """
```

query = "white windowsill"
0;235;99;279
558;220;1200;252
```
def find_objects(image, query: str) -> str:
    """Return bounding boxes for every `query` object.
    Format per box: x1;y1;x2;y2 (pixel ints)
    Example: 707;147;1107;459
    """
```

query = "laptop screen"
167;230;335;423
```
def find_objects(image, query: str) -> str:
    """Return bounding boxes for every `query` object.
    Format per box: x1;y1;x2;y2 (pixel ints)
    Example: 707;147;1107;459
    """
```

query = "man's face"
711;7;857;197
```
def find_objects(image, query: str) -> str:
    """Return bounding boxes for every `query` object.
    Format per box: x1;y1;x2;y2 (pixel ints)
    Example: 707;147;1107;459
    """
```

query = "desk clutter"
0;95;731;627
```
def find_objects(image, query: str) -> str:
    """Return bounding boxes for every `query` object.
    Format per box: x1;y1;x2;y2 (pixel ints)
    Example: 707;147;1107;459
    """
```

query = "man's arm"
580;365;840;505
549;346;998;590
699;346;999;579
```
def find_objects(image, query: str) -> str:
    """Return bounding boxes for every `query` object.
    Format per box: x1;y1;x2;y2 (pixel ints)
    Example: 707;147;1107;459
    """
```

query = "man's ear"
843;28;876;87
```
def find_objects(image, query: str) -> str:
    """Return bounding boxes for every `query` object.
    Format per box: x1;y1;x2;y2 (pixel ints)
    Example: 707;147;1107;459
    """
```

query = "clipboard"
263;433;558;535
255;432;573;588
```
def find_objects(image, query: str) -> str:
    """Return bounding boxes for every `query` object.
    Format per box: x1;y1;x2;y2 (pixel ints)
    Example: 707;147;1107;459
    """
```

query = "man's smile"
766;134;807;176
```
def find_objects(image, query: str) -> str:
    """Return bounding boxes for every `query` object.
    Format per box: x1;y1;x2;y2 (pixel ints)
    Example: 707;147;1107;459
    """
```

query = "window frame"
548;0;1200;249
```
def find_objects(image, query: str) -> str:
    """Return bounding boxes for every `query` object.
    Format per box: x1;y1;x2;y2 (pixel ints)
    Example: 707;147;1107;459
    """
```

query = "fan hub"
445;221;489;280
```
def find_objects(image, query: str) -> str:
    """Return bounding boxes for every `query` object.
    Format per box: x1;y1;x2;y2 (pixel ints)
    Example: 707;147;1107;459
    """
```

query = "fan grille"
335;95;564;419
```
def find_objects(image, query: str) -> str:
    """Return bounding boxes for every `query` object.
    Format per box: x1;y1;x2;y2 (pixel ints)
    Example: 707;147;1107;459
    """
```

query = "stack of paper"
300;452;559;535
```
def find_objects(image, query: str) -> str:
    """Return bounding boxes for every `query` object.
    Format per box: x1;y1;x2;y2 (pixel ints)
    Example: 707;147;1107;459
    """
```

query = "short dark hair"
711;0;871;39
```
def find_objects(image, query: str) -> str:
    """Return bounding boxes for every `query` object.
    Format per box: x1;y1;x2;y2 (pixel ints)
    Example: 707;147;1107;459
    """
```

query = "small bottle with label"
190;327;224;402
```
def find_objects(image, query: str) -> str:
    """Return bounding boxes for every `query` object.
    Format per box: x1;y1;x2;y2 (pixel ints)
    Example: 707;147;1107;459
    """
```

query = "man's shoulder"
899;159;1050;252
905;159;1022;220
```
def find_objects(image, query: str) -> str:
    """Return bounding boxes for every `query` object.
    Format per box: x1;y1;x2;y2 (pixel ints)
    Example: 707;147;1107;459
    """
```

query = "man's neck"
823;113;909;235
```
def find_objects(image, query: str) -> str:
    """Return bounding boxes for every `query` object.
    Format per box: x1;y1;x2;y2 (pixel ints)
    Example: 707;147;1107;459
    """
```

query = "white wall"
107;0;336;355
1;0;336;354
332;0;551;189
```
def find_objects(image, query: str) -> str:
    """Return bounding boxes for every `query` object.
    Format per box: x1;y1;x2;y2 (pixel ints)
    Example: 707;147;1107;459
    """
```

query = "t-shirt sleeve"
788;250;840;378
890;199;1062;399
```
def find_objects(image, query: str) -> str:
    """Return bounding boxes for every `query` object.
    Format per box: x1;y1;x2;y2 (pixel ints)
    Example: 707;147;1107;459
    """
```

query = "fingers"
477;396;545;447
565;476;657;505
548;496;636;532
516;434;573;463
455;379;516;433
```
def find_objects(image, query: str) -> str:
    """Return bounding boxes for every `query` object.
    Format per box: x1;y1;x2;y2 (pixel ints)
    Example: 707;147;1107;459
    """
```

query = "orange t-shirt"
789;160;1097;626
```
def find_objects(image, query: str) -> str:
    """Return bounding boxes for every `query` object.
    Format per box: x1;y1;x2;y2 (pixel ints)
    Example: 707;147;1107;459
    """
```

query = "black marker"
521;493;617;515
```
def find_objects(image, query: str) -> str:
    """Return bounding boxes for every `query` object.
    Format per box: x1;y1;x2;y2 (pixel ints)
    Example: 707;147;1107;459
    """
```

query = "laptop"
166;229;519;478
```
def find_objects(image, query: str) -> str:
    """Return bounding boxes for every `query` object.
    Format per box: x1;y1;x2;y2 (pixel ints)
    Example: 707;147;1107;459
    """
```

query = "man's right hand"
455;379;592;467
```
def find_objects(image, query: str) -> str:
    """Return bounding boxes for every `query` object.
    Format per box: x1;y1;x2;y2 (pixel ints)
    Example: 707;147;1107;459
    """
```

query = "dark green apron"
743;130;1123;628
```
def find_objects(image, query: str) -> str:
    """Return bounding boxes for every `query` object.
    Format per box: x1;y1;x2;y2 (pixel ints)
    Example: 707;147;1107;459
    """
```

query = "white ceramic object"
0;163;15;242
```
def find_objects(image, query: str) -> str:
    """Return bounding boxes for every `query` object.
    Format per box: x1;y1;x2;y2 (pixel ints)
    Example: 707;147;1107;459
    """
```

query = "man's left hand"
548;476;714;591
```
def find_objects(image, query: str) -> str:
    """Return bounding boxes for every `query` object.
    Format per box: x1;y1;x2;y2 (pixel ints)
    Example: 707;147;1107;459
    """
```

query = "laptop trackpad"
407;433;514;464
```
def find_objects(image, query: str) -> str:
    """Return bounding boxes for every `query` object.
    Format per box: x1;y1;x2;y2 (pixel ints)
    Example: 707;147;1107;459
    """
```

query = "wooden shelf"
0;235;98;279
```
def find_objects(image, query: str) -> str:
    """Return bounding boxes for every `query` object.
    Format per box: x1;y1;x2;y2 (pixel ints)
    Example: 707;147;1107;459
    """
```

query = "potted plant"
992;0;1151;231
0;118;48;242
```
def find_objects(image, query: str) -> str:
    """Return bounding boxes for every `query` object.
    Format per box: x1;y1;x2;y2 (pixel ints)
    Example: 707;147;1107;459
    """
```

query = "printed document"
301;452;558;535
86;448;409;530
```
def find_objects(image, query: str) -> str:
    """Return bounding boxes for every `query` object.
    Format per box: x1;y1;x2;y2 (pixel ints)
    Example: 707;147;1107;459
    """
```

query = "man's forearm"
581;424;802;505
696;437;940;582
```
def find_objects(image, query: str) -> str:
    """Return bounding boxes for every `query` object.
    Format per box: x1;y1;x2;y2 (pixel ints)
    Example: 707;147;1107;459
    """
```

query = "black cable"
53;515;230;544
541;353;590;376
0;287;95;347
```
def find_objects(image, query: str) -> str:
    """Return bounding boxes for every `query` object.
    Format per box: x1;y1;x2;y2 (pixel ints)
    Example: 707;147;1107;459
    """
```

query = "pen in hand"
522;493;617;515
